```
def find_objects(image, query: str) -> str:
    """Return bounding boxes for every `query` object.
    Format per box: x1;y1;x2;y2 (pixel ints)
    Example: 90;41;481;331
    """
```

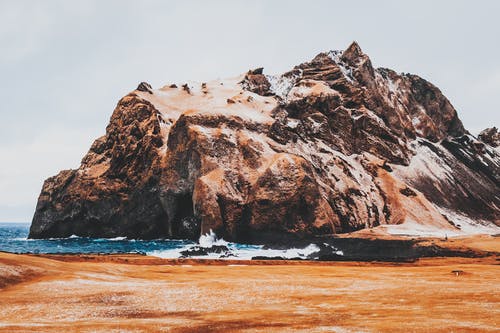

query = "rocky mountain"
479;127;500;148
29;42;500;241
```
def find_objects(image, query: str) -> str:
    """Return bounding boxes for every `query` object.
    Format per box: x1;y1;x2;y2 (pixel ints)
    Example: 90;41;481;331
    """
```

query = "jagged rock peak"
341;40;365;62
248;67;264;75
137;82;153;94
479;127;500;147
346;40;362;54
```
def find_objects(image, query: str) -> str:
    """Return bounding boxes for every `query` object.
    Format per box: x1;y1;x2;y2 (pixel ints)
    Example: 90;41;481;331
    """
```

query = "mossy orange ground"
0;247;498;332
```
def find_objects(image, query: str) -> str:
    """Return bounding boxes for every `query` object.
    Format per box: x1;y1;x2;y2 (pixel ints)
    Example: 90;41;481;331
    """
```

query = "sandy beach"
1;242;499;332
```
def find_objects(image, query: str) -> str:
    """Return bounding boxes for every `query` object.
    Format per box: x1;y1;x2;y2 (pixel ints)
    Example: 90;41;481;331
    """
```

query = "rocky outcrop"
479;127;500;147
29;42;500;241
29;95;167;239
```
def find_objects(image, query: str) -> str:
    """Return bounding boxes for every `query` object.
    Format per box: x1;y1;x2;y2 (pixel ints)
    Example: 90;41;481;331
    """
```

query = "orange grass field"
0;237;499;333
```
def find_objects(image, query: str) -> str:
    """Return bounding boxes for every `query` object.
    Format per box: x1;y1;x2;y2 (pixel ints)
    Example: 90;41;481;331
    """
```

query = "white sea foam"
198;230;228;247
147;237;341;260
147;248;186;258
106;236;127;241
237;243;322;260
40;235;81;240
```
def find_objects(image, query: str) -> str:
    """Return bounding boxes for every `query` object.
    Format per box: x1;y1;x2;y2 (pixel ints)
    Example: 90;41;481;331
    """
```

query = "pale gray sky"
1;0;499;222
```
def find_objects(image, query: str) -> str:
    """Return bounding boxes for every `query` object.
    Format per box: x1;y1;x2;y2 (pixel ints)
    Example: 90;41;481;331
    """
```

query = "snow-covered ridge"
135;75;278;150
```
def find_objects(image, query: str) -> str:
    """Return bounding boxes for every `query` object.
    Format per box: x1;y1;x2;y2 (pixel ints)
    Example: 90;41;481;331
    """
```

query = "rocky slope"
29;42;500;241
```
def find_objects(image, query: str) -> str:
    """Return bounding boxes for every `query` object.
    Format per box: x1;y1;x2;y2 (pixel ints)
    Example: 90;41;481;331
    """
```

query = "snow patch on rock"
327;50;355;83
287;79;340;102
393;141;454;183
265;71;302;100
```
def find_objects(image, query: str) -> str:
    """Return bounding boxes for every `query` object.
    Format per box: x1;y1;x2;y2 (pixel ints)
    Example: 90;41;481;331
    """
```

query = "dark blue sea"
0;223;326;259
0;222;194;255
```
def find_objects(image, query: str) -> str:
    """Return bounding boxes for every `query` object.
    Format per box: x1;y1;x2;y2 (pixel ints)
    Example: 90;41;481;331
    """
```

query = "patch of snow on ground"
381;219;462;238
381;208;500;237
437;207;500;235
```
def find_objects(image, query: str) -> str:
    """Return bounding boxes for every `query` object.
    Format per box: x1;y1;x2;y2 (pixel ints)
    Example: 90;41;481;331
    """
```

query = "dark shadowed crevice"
168;192;200;240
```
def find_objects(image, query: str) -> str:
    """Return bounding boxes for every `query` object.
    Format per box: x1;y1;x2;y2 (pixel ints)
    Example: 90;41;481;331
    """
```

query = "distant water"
0;222;194;255
0;223;326;259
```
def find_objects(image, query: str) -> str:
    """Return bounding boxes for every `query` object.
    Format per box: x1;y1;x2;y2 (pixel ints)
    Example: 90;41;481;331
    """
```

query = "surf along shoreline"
2;233;499;262
0;248;499;333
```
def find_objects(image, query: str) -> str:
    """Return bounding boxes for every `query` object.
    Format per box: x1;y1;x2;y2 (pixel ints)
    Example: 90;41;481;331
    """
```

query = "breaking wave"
147;230;341;260
1;224;343;260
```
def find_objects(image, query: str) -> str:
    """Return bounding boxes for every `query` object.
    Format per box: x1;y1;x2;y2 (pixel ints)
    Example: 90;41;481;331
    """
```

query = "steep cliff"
29;42;500;241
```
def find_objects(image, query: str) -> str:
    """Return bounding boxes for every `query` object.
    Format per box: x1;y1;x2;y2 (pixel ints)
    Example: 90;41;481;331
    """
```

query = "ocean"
0;223;326;260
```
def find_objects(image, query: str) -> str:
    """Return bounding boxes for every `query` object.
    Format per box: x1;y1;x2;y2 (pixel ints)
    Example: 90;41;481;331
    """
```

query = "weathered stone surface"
30;94;167;239
29;42;500;241
136;82;153;94
479;127;500;147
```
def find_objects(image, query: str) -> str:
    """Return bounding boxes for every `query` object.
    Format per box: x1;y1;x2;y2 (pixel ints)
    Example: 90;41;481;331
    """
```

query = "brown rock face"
479;127;500;147
30;94;168;238
29;42;500;241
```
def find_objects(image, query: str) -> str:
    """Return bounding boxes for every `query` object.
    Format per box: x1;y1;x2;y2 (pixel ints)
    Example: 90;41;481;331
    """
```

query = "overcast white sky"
1;0;499;222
